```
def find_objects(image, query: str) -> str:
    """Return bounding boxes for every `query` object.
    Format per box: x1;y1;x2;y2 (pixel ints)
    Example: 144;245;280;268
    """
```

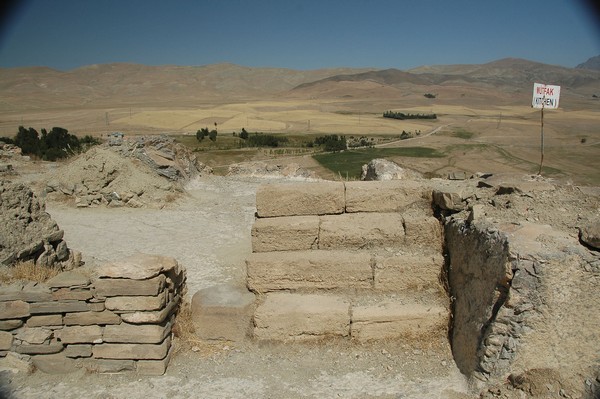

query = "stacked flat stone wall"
0;253;185;375
247;181;449;342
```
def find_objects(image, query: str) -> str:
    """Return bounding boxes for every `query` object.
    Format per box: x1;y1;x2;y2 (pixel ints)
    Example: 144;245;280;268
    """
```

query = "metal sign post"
532;83;560;175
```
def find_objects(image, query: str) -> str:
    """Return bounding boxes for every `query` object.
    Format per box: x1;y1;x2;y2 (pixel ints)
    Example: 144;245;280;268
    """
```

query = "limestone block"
251;216;319;252
255;182;345;217
191;284;255;341
0;331;12;350
97;359;136;373
0;319;23;331
96;253;179;280
87;301;106;312
63;310;120;326
93;336;171;360
15;328;53;344
319;213;405;249
51;288;93;301
63;344;92;358
16;339;63;355
32;353;77;374
374;253;445;291
246;250;373;292
254;293;350;341
345;180;431;213
120;295;180;324
94;274;166;297
137;346;173;376
351;300;448;341
103;322;171;344
46;271;90;288
403;213;443;252
29;300;88;315
56;325;103;344
0;300;30;320
105;290;167;312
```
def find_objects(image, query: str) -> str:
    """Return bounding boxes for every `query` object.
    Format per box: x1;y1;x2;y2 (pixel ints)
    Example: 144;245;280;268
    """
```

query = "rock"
63;344;92;358
56;325;103;344
345;180;431;213
191;284;255;342
15;328;53;344
0;331;13;350
63;310;121;326
94;274;166;297
46;270;90;288
433;190;465;212
92;336;171;360
31;353;77;374
580;219;600;249
251;215;319;252
105;291;167;312
96;253;179;280
256;182;345;217
360;159;417;181
319;213;405;249
0;300;30;320
468;204;485;223
103;322;171;344
0;352;34;374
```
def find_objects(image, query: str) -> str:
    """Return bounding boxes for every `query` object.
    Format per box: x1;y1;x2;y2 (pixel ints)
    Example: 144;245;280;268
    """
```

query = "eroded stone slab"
96;253;179;280
256;182;345;217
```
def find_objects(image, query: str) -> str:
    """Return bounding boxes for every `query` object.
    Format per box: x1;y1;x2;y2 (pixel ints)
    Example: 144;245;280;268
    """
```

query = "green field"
313;147;444;179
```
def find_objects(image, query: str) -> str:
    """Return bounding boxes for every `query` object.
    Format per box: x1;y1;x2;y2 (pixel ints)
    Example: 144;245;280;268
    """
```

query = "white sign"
532;83;561;109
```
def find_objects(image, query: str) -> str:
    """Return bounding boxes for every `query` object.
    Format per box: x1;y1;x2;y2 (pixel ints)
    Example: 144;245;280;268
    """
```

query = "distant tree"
208;130;218;142
424;93;437;99
14;126;40;156
239;128;249;140
196;128;209;141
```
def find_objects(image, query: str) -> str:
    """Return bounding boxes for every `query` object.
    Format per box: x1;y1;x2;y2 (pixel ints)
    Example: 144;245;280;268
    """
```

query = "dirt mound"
44;146;182;208
0;181;81;269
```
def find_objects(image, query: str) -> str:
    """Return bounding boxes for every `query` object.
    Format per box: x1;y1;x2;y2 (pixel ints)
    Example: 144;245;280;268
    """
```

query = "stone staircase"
246;180;449;342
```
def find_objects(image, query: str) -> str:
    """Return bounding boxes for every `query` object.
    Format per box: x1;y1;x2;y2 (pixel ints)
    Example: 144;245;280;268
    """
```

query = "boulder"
580;219;600;249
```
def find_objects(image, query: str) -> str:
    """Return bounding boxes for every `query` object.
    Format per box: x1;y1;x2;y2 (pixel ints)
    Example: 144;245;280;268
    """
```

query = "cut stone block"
16;339;63;355
51;288;94;301
29;300;88;315
26;314;63;328
63;310;120;326
319;213;405;249
103;321;171;344
345;180;431;213
251;215;319;252
96;253;179;280
0;319;23;330
137;345;173;376
93;336;171;360
254;293;350;341
120;295;180;324
256;182;345;217
351;300;448;341
0;331;12;350
94;274;166;297
0;300;30;319
191;284;255;341
64;344;92;358
374;253;445;291
403;213;443;252
246;250;373;292
97;359;136;373
32;353;77;374
46;271;90;288
56;325;103;344
105;290;167;312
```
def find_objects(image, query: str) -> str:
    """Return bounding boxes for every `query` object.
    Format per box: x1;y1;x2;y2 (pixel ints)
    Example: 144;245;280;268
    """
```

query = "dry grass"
171;302;229;357
0;261;61;284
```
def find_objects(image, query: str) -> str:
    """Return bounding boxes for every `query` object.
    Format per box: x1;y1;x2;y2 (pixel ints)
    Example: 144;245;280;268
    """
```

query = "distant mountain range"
0;57;598;111
576;55;600;70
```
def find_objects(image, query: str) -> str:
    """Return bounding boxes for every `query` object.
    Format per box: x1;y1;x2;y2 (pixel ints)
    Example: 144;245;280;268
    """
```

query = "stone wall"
0;254;185;375
247;181;449;342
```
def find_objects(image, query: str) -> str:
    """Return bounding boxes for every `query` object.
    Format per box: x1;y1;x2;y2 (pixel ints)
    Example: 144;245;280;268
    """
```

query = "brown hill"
0;63;376;111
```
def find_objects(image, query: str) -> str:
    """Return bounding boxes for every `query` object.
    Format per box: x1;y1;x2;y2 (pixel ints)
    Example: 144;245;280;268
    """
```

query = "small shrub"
0;261;60;284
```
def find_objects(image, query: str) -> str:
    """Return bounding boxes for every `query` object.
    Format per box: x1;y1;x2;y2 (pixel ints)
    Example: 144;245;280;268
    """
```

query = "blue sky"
0;0;598;71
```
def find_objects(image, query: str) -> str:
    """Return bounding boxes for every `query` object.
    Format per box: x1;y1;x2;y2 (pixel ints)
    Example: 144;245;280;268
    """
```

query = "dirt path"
1;175;471;399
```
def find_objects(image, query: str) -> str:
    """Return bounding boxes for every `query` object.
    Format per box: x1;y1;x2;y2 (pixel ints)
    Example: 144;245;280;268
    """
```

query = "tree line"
1;126;100;161
383;111;437;120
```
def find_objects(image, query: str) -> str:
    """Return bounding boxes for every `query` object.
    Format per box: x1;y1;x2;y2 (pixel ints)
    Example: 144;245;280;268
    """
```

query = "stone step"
253;292;448;342
246;250;444;293
251;212;442;253
255;180;432;218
